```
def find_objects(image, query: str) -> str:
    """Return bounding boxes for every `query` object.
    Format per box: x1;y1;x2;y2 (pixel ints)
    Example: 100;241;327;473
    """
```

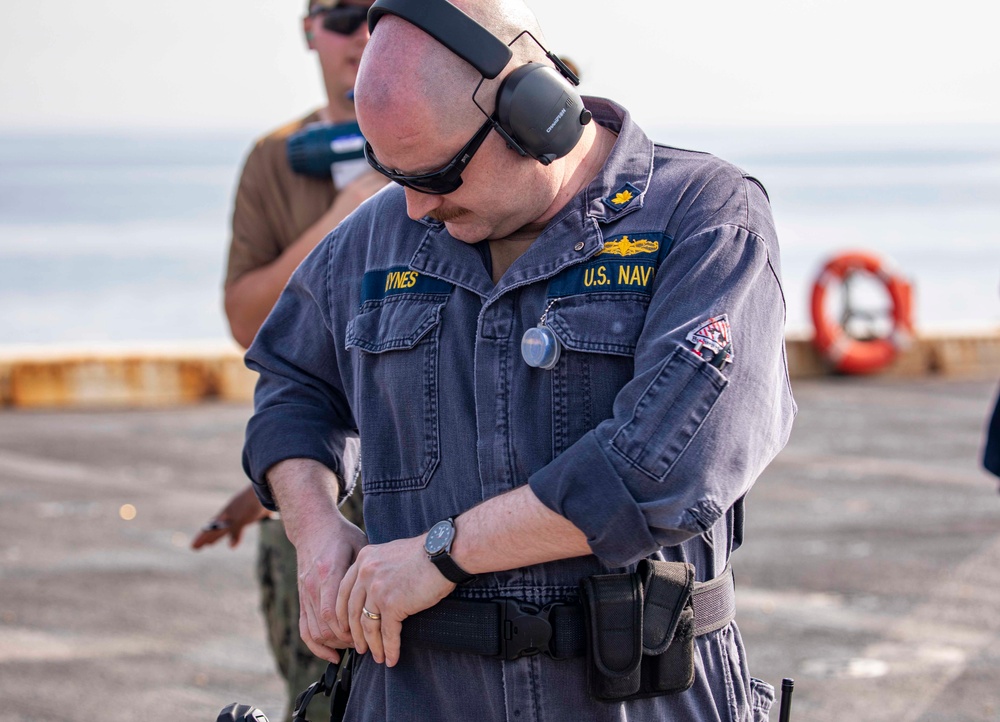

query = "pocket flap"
345;298;443;354
638;560;694;655
546;294;648;356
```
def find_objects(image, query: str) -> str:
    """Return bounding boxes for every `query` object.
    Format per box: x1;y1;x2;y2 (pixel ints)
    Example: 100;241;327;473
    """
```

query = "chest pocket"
345;297;444;494
545;293;649;455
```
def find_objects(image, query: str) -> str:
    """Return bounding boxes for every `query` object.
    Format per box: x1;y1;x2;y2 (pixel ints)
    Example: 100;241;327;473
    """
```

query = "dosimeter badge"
521;300;562;369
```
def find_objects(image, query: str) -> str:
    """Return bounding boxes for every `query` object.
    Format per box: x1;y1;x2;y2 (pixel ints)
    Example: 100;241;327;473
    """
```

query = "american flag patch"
686;315;734;364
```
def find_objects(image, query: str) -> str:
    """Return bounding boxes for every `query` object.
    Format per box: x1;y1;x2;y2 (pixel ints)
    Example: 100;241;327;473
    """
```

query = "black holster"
579;560;696;702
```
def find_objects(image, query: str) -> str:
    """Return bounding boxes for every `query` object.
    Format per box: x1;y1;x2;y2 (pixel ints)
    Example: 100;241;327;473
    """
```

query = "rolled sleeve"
241;237;357;510
529;430;657;567
243;405;354;510
226;144;281;287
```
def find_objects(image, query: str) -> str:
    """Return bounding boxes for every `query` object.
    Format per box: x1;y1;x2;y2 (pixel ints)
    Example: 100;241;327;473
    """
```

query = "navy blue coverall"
243;97;796;721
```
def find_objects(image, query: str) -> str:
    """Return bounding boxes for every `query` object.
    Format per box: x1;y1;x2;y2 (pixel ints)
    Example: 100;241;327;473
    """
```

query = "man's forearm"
270;460;592;570
266;458;344;546
268;457;368;663
450;485;592;574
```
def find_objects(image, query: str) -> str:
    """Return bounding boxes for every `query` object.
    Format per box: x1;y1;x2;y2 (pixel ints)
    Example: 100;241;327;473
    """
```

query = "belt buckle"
494;598;558;661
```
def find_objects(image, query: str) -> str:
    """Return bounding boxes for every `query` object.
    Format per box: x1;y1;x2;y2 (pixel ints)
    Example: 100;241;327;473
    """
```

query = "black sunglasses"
364;115;496;195
310;5;369;36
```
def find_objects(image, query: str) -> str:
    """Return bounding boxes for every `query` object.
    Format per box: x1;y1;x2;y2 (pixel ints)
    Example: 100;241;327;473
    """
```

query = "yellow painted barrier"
0;342;256;409
786;329;1000;379
0;332;998;410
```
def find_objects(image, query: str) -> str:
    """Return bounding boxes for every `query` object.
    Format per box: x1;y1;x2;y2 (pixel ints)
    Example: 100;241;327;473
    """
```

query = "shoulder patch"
686;315;734;364
361;266;453;304
603;182;642;211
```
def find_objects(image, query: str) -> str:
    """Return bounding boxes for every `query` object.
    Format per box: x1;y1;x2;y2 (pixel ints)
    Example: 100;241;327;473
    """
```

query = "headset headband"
368;0;513;79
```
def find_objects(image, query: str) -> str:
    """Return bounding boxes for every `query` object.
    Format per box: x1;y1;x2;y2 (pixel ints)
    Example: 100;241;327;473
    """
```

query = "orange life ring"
810;251;914;375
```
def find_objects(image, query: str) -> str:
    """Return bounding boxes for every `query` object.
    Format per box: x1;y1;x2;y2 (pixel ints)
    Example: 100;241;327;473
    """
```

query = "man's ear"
303;16;316;49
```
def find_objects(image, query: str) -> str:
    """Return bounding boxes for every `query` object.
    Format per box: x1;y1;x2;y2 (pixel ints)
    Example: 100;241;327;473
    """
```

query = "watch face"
425;520;454;556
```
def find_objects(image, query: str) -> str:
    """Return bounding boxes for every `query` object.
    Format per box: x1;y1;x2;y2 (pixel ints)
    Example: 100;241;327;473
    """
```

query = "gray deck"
1;376;999;721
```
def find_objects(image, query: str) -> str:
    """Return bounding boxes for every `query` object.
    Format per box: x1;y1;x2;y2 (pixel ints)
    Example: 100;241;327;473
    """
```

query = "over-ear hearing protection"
367;0;592;166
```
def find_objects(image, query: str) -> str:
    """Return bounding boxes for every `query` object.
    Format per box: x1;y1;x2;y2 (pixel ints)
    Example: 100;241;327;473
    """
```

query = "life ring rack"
810;251;914;375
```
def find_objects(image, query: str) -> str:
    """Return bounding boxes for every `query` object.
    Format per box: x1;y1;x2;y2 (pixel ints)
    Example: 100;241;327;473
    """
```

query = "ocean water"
0;126;998;347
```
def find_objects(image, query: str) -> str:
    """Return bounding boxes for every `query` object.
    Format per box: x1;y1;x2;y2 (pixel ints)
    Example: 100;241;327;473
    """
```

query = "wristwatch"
424;517;476;585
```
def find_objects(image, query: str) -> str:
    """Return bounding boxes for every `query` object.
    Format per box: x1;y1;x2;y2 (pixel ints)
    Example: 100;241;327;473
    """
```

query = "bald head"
355;0;547;138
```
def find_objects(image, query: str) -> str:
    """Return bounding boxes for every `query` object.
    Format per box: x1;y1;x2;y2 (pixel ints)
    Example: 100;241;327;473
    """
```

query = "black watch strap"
430;552;477;585
426;517;477;585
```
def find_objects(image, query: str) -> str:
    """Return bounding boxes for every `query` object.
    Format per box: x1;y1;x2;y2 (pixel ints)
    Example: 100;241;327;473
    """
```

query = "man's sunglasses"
364;115;496;195
309;4;369;36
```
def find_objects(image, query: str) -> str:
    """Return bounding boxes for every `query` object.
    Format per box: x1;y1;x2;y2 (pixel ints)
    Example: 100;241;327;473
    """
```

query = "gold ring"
362;606;381;621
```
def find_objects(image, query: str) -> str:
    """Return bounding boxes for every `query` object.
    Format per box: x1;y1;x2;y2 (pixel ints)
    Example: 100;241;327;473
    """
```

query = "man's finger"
190;528;226;549
301;615;341;663
334;562;353;625
300;597;340;663
381;615;402;668
361;606;385;664
336;562;359;641
346;580;369;655
318;578;346;646
301;587;325;647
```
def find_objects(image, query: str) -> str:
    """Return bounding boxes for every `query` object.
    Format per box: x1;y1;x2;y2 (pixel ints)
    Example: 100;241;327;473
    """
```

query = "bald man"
241;0;795;719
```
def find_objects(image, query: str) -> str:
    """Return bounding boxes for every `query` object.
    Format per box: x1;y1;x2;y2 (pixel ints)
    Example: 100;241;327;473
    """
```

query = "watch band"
430;551;477;585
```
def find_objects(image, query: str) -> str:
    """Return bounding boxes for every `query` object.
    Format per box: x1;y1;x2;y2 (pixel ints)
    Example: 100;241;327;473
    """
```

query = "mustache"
427;207;470;223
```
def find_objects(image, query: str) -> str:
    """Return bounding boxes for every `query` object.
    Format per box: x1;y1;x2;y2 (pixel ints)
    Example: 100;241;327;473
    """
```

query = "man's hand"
331;486;592;669
265;458;366;664
329;170;389;214
295;511;368;663
191;485;272;550
336;535;455;668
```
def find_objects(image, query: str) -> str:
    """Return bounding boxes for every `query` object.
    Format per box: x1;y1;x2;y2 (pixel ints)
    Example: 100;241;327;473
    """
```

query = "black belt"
401;564;736;661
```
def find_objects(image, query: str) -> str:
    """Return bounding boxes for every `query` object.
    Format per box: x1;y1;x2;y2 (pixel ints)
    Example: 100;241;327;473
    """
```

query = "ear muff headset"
367;0;592;166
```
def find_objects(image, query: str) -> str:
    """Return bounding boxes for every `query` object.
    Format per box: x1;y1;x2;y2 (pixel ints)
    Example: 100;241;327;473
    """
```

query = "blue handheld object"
287;121;366;179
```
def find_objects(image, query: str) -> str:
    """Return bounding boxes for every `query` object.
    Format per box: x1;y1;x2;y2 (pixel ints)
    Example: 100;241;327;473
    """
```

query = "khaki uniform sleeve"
225;143;282;287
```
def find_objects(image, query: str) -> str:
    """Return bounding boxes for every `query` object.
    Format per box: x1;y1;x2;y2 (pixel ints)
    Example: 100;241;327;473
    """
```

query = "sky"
1;0;997;134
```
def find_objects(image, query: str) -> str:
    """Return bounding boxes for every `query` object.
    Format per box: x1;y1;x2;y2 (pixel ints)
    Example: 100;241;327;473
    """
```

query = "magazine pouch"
636;559;696;697
580;560;696;702
580;570;643;700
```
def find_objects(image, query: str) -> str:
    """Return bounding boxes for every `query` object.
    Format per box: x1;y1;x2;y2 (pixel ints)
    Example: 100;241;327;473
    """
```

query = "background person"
985;392;1000;479
982;286;999;481
984;290;1000;480
242;0;795;719
192;1;384;720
